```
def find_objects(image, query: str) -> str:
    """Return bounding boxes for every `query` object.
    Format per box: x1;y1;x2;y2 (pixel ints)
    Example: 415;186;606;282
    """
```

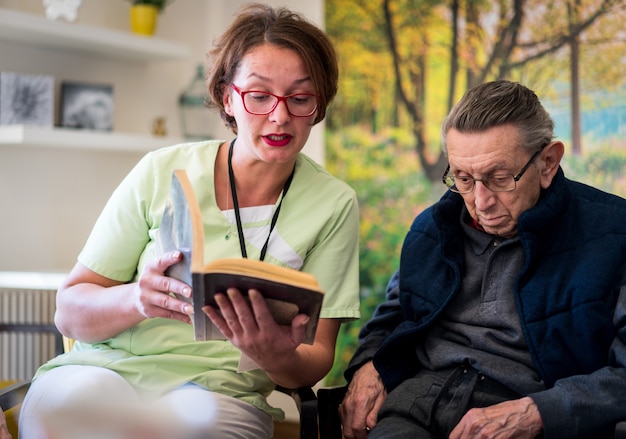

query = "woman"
19;4;360;438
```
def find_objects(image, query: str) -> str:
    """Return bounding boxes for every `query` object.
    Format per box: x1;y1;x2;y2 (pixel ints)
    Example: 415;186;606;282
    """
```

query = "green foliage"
561;143;626;197
326;126;441;287
324;126;444;385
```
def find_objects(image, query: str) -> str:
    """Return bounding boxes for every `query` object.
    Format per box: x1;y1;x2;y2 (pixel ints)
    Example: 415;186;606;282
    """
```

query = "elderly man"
340;80;626;439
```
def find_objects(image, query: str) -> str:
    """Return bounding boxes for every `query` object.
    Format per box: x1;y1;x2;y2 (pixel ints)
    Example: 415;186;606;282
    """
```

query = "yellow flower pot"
130;4;159;36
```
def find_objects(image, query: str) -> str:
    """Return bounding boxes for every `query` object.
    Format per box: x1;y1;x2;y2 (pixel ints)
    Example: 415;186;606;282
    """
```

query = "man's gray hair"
441;80;554;155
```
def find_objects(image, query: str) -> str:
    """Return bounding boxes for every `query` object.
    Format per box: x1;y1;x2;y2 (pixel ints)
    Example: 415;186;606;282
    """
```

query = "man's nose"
473;180;496;209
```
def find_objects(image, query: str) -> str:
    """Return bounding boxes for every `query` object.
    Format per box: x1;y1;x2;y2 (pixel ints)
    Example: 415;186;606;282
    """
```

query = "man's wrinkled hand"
449;396;543;439
340;361;387;439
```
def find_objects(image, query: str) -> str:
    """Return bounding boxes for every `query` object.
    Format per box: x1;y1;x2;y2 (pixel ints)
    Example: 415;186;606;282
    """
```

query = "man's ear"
539;141;565;189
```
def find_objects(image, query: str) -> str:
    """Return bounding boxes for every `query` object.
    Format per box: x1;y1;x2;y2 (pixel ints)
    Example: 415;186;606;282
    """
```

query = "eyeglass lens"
447;173;516;193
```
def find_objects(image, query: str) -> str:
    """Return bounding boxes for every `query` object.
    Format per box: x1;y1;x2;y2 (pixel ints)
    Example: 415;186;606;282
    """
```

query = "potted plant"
127;0;174;36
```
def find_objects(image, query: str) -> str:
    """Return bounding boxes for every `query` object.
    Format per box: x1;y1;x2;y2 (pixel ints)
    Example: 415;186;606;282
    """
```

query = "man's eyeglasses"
442;148;544;194
230;84;318;117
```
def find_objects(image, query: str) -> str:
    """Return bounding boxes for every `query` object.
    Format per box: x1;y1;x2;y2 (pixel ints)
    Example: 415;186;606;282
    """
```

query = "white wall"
0;0;325;272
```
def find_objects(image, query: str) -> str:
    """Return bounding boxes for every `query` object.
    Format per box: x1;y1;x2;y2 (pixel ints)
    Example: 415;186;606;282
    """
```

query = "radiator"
0;272;65;381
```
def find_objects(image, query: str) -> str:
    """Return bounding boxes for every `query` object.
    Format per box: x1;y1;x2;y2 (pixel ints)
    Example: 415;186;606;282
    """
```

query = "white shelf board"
0;7;190;62
0;125;186;153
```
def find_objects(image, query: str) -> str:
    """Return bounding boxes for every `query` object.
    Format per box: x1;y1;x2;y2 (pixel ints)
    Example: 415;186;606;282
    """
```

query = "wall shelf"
0;7;190;62
0;125;187;153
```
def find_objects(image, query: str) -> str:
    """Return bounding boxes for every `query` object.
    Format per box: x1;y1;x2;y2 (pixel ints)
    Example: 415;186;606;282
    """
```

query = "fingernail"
182;286;191;298
184;305;194;315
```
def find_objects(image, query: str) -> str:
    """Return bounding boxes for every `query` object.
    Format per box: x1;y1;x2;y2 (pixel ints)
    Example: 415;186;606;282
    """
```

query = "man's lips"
263;134;292;147
478;215;505;227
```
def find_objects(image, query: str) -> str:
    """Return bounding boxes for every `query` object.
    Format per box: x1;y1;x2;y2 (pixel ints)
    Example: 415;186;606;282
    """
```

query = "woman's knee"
19;365;136;438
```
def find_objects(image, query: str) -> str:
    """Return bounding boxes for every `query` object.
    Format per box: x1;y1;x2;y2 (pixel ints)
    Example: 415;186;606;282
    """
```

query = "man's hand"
0;409;12;439
340;361;387;439
449;396;543;439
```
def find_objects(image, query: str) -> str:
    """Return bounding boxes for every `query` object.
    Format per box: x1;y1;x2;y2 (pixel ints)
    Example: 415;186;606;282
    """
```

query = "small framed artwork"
60;81;113;131
0;72;54;126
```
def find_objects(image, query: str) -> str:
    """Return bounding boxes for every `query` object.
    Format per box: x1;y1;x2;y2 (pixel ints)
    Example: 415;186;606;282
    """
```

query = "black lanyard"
227;138;295;261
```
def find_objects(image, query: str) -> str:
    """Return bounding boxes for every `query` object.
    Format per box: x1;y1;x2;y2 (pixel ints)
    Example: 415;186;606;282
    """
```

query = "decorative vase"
130;4;159;36
179;65;213;140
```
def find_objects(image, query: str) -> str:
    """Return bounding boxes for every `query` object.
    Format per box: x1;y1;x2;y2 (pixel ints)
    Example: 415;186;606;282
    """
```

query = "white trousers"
18;365;273;439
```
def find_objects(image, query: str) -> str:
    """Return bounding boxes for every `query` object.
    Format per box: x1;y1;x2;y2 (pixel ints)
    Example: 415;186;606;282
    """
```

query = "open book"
157;169;325;348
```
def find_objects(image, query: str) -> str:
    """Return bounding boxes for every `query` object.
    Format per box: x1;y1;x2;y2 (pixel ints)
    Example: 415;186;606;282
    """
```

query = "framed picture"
0;72;54;126
60;81;113;131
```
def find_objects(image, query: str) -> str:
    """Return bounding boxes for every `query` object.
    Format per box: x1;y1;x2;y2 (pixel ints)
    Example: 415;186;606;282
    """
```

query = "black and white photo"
0;72;54;126
61;81;113;131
